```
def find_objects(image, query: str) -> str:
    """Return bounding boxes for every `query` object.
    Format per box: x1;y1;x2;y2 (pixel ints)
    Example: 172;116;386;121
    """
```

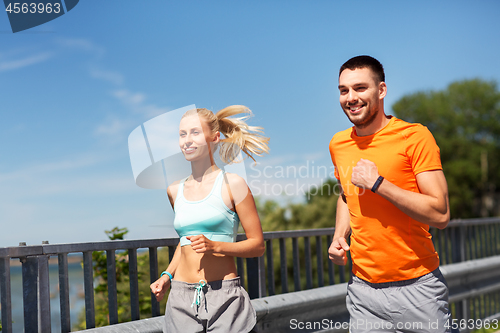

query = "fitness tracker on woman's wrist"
161;271;173;280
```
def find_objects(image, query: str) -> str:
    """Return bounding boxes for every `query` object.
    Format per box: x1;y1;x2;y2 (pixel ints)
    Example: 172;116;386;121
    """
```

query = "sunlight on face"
178;114;213;161
338;68;383;129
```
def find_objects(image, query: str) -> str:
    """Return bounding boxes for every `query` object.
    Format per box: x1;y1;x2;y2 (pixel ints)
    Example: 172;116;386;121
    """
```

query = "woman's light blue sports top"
173;171;240;247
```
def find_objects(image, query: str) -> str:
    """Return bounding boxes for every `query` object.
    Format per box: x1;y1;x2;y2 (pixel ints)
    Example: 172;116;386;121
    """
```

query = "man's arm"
351;159;450;229
376;169;450;228
328;193;352;265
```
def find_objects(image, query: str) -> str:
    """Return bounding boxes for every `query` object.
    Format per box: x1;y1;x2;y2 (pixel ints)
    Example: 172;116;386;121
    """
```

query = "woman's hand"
186;235;217;254
150;275;171;302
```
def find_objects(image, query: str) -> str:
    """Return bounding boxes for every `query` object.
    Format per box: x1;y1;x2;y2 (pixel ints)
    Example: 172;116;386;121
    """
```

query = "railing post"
451;227;460;263
58;253;71;333
279;238;289;294
444;228;450;265
237;257;245;287
246;255;265;299
38;253;51;333
339;258;346;283
292;237;301;291
463;299;471;331
495;224;500;256
459;224;466;263
22;256;39;333
304;237;313;289
326;234;335;285
489;224;496;256
168;245;175;262
266;240;275;296
129;249;140;321
316;236;324;287
149;247;160;317
480;225;486;258
434;228;444;265
83;251;95;329
0;257;13;333
106;249;118;324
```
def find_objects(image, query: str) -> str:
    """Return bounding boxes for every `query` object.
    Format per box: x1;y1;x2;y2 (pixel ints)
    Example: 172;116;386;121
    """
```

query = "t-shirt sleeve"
404;125;442;175
329;137;340;181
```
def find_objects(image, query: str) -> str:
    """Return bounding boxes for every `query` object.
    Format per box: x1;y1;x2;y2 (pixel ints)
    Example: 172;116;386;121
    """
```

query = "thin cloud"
0;52;53;72
90;67;124;85
55;37;105;58
0;153;103;183
112;89;171;118
95;116;134;137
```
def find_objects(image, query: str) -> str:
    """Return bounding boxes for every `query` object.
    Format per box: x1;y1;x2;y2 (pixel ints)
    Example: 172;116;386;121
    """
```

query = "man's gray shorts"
163;277;256;333
347;268;451;333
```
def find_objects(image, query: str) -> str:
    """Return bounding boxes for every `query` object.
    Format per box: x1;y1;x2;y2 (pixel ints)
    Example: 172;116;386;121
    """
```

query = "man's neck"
355;112;391;137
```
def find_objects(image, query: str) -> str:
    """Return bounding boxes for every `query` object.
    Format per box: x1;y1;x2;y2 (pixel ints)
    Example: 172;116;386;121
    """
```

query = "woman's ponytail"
215;105;270;163
184;105;269;164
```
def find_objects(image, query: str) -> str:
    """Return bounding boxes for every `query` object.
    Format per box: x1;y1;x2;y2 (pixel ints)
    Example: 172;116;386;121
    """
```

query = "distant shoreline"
9;253;83;267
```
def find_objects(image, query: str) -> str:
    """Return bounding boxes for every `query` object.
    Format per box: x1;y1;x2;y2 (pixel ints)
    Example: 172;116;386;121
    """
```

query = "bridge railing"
0;217;499;333
431;217;500;264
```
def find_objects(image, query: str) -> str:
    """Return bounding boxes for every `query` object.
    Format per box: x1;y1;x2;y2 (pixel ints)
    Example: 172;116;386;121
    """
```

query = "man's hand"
328;237;350;265
351;158;380;189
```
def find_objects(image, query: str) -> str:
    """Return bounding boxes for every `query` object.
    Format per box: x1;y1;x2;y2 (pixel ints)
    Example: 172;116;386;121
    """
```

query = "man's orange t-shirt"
329;116;442;283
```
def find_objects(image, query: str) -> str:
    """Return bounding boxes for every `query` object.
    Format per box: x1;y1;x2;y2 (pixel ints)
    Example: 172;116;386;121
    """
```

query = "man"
328;55;451;333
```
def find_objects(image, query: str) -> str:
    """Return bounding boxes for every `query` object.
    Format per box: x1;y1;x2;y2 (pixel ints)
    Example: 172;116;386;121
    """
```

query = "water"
5;259;85;332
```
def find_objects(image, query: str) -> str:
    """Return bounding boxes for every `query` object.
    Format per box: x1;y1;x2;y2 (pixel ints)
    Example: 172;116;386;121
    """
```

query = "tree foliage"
256;179;347;291
392;79;500;218
76;227;169;329
257;179;339;232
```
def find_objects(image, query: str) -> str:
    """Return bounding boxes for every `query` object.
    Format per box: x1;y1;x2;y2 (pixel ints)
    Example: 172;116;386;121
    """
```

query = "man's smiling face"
338;67;384;130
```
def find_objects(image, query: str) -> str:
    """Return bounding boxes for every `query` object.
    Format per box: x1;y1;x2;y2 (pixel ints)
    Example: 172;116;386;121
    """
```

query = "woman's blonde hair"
182;105;269;163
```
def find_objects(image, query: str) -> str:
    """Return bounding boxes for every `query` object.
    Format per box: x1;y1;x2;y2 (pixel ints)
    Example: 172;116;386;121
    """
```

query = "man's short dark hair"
339;55;385;83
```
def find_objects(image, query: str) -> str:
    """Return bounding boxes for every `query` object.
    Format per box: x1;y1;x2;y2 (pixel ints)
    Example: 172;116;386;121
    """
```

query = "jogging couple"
150;55;451;333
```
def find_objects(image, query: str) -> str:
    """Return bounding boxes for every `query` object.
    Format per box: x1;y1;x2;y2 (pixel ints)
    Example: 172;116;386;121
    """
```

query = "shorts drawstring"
191;280;207;309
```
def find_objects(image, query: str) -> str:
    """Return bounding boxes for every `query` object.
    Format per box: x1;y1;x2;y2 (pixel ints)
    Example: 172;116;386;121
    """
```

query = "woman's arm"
187;176;265;258
150;243;181;302
150;183;182;302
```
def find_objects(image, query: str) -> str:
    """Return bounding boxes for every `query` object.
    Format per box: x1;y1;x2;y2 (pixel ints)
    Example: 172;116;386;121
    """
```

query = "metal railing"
72;255;500;333
0;217;499;333
431;217;500;264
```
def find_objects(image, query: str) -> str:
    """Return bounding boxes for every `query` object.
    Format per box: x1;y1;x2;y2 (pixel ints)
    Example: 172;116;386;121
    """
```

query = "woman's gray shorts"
163;277;256;333
347;268;451;333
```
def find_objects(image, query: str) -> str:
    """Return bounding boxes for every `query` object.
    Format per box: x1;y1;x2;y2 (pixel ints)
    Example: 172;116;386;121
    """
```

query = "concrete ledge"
440;255;500;282
81;316;164;333
79;284;350;333
252;283;349;333
441;255;500;303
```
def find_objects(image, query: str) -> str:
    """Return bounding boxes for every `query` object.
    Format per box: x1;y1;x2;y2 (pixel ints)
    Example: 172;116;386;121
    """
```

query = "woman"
150;105;269;333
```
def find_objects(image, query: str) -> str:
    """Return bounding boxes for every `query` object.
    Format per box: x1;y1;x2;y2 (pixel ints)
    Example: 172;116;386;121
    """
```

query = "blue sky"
1;1;500;246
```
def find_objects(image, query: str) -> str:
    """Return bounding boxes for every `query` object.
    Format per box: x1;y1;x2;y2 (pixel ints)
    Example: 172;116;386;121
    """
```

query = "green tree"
256;179;339;232
288;179;339;230
76;227;170;329
392;79;500;218
256;179;343;292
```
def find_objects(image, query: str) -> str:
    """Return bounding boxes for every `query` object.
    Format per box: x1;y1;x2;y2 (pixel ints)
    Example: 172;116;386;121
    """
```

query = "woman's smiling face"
179;114;217;161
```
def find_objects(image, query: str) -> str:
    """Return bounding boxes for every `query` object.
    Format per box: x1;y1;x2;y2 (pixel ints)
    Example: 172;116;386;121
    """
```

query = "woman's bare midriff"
173;245;238;283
